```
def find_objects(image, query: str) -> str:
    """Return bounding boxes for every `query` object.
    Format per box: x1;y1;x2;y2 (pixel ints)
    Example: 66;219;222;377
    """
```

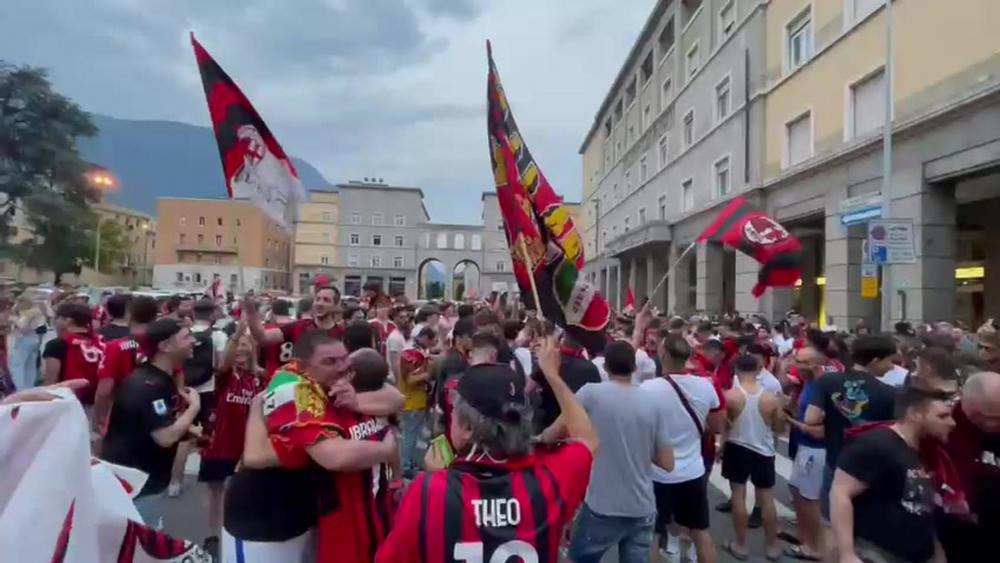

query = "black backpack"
183;328;216;387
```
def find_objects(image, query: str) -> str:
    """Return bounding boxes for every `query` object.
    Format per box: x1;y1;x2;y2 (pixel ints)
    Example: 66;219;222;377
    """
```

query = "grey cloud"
418;0;488;21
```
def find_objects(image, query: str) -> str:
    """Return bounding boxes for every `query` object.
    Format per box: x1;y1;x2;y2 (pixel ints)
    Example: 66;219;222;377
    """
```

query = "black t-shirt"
98;323;131;341
101;363;182;497
42;338;68;381
809;370;897;467
532;354;602;431
838;427;936;562
224;467;327;541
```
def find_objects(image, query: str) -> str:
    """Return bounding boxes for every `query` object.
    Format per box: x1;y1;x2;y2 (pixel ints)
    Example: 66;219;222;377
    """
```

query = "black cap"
456;363;525;421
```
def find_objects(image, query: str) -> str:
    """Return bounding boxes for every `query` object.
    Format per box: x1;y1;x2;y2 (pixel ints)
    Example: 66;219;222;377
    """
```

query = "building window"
371;255;382;268
348;254;359;267
683;110;695;148
614;99;623;122
785;111;813;168
179;217;187;226
394;214;405;226
372;213;383;226
638;208;647;225
658;135;669;169
351;212;361;224
197;234;204;244
389;276;406;296
845;0;882;27
612;184;620;203
215;235;222;246
471;234;482;250
625;76;637;108
682;178;694;211
601;230;608;251
349;233;360;246
179;233;186;244
216;217;222;227
624;216;631;233
658;195;667;219
437;233;448;249
787;8;813;71
642;104;652;131
628;124;635;146
176;272;183;282
422;232;431;248
345;275;362;297
848;68;886;139
198;216;205;226
321;255;330;265
640;51;654;85
235;218;241;227
714;156;731;197
194;272;202;284
625;170;632;193
715;76;731;123
372;234;382;247
454;233;465;249
495;261;505;272
230;273;237;284
718;0;736;40
640;154;649;184
394;235;404;247
393;256;404;268
658;17;676;58
686;41;700;79
660;77;673;113
615;140;622;159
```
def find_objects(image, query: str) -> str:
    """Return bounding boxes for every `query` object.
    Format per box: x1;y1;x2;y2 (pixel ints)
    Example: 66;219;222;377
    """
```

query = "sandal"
783;544;822;561
721;540;749;561
778;530;802;545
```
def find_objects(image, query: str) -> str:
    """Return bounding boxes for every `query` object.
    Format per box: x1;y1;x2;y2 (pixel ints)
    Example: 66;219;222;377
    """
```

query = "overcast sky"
1;0;653;224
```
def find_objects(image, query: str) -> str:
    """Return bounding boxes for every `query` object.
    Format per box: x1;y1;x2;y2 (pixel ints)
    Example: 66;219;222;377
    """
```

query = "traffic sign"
868;219;916;264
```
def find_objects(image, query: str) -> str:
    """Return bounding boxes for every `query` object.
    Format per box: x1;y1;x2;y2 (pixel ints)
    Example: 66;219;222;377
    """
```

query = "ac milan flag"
486;43;610;351
698;197;802;297
191;34;307;231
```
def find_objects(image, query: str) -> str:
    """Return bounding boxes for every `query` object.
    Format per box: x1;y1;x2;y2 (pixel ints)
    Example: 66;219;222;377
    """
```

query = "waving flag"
486;42;610;351
698;198;802;297
191;33;307;230
624;287;636;314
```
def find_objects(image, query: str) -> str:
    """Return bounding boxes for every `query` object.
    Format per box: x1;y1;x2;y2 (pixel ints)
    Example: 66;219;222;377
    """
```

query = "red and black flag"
698;197;802;297
190;33;306;231
486;42;610;352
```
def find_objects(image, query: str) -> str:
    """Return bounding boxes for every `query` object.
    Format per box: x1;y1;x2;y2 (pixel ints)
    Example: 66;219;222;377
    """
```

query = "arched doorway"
417;258;447;300
452;260;481;300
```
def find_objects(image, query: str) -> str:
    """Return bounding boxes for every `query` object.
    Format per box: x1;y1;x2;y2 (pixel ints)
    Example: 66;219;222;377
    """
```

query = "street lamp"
88;169;118;273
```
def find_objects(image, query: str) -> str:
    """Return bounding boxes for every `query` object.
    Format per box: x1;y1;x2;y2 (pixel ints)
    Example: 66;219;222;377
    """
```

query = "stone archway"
452;259;481;300
417;257;447;300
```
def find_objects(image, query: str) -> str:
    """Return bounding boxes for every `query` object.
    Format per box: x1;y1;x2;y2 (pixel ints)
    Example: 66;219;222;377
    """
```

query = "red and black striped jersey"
376;442;593;563
279;319;346;348
317;413;394;563
202;367;268;462
260;322;287;377
98;337;144;386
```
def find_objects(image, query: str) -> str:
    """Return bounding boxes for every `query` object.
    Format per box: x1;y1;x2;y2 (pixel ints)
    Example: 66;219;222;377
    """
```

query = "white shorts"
220;527;316;563
789;445;826;501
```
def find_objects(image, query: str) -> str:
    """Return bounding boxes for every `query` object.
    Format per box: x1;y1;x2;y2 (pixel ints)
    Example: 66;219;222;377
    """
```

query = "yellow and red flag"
486;42;610;351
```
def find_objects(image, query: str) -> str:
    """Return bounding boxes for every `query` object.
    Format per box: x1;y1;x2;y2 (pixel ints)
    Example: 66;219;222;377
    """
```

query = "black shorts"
654;477;710;531
721;442;776;488
198;457;238;483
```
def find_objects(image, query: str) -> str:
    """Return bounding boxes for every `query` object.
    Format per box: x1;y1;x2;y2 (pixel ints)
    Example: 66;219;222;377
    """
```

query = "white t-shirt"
513;347;533;377
880;364;909;387
385;329;409;381
592;349;658;385
641;375;721;484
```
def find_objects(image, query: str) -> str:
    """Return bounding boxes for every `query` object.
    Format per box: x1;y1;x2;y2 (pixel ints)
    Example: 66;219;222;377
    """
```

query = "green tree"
0;61;99;279
94;220;130;274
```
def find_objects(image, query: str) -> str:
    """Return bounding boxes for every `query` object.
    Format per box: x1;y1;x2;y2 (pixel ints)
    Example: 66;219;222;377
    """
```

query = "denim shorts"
569;503;654;563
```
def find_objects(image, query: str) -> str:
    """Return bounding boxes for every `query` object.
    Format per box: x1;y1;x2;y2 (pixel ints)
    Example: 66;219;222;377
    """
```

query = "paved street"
158;439;801;562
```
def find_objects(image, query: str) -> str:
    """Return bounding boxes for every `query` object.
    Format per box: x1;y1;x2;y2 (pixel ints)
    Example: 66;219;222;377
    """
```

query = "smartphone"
429;434;456;468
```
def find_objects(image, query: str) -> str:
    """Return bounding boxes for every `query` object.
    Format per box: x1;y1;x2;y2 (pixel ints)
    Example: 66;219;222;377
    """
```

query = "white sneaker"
166;482;182;498
665;534;680;555
678;539;695;563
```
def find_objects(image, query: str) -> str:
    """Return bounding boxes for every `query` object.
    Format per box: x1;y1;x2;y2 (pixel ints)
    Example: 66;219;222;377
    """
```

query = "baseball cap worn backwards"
456;363;525;421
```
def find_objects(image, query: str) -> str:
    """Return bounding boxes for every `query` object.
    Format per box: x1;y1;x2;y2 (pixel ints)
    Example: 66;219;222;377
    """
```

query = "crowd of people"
2;281;999;563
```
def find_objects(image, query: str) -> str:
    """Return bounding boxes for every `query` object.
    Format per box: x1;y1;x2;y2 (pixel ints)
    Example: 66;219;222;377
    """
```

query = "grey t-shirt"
577;380;671;518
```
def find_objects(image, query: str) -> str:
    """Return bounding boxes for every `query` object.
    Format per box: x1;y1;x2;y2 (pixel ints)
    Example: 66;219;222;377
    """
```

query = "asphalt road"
157;439;802;563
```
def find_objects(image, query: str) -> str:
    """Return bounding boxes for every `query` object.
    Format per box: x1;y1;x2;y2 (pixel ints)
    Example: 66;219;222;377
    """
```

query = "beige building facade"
94;202;156;287
153;198;291;293
293;190;339;293
580;0;1000;327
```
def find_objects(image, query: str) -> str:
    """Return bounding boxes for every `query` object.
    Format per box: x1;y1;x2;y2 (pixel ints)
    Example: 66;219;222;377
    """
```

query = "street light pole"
879;0;895;330
94;217;103;274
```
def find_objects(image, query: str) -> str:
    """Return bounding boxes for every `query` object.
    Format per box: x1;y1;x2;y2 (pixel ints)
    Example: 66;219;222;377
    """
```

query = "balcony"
605;220;672;257
176;243;239;254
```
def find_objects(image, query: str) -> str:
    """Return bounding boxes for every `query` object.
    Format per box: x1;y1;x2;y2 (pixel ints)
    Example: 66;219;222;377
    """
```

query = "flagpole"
518;236;545;321
647;241;697;306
